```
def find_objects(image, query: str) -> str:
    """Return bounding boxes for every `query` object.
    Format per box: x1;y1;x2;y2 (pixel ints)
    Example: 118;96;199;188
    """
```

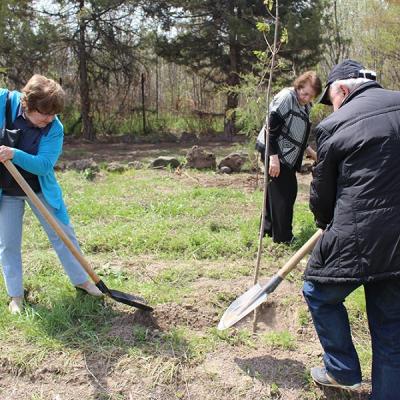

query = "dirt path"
61;140;242;163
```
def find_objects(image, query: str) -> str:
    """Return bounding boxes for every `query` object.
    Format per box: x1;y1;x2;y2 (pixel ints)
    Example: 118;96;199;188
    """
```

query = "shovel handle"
277;229;323;279
2;160;100;284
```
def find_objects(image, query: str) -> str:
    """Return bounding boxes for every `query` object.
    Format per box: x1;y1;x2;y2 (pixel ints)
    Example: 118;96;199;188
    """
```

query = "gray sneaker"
311;367;361;391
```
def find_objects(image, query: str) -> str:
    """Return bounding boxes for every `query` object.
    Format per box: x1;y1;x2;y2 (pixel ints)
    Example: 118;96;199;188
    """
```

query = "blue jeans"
303;280;400;400
0;194;88;297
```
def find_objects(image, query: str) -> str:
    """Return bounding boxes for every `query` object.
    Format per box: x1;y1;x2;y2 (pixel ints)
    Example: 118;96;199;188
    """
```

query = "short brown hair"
293;71;322;96
21;74;65;115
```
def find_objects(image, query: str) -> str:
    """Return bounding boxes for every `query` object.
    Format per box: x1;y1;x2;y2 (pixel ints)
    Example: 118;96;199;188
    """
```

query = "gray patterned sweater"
256;87;311;171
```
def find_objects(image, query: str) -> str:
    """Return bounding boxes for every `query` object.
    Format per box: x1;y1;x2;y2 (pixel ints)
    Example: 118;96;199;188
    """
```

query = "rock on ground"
218;152;247;173
186;146;216;170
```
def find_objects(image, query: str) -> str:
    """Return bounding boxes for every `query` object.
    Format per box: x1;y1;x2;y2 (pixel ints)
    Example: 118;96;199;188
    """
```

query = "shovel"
3;159;153;311
218;229;323;330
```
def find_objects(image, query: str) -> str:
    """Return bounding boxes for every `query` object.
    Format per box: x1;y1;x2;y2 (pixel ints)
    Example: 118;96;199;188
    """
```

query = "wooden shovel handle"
277;229;323;279
3;160;100;284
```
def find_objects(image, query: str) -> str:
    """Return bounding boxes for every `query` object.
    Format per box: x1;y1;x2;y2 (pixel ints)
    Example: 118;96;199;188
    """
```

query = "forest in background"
0;0;399;141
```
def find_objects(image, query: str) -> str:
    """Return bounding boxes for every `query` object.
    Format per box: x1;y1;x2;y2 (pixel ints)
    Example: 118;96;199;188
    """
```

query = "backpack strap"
5;91;13;130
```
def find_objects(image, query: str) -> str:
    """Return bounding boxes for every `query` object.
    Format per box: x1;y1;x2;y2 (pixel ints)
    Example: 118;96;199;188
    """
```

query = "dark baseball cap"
319;59;377;105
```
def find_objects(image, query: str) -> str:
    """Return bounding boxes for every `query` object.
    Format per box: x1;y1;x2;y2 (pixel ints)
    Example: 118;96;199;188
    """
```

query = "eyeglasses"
35;109;56;117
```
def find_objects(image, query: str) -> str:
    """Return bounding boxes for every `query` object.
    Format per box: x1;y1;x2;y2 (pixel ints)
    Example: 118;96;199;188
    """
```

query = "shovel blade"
96;280;153;311
218;283;268;330
108;289;154;311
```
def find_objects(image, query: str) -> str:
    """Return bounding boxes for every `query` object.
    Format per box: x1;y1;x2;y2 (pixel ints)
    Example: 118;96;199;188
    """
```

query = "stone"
185;145;216;170
128;161;144;169
62;158;99;172
218;152;247;172
150;156;180;169
106;162;127;173
219;166;232;174
179;132;198;143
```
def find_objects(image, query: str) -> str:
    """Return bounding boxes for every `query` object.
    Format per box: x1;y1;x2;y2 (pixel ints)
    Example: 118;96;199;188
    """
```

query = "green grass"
51;169;263;260
62;109;224;137
0;167;266;373
0;164;372;398
298;306;310;327
211;327;256;347
261;330;296;350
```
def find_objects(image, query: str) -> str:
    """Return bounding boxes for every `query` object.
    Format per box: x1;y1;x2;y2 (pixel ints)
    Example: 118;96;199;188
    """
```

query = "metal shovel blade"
217;274;283;330
108;289;153;311
96;280;153;311
218;283;267;330
217;230;324;330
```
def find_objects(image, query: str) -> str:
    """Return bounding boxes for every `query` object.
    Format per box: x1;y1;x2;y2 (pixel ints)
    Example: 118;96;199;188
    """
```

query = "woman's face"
25;110;55;128
296;83;317;106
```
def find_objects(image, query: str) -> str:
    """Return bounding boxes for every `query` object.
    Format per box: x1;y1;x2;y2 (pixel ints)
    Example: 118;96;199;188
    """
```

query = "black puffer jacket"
304;81;400;283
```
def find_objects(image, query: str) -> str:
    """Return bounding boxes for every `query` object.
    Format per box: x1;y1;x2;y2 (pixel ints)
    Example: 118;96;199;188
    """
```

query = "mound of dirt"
131;302;218;332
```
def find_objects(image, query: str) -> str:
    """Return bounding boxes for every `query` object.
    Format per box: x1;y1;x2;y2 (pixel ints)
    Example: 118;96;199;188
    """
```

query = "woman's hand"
269;154;280;177
0;146;14;163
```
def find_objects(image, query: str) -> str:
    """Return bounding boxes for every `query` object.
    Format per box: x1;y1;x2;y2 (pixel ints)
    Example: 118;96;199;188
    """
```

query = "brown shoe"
75;281;103;297
9;296;24;314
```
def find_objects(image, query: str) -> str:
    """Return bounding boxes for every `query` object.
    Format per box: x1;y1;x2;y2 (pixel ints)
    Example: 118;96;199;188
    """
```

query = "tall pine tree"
145;0;324;135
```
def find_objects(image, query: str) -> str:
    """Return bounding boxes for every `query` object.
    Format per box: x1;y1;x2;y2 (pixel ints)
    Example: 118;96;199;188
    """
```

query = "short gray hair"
330;77;372;94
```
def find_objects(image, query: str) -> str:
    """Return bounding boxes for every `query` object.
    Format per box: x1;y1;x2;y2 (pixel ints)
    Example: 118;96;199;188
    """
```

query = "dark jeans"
264;163;297;243
303;280;400;400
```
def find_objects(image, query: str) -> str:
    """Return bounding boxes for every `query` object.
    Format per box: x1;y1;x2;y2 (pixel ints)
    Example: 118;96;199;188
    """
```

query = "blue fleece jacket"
0;88;70;224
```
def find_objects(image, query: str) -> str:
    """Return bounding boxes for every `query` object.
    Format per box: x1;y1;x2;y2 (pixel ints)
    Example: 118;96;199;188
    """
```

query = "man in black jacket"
303;59;400;400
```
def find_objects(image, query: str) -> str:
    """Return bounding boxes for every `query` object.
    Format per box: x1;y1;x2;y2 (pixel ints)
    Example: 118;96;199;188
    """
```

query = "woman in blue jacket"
0;74;101;314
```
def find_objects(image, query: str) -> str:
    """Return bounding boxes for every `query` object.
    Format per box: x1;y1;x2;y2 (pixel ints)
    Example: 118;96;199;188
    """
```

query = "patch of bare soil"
175;168;265;192
191;276;313;335
174;164;312;198
297;172;313;202
130;302;219;332
192;345;371;400
61;141;239;164
0;284;372;400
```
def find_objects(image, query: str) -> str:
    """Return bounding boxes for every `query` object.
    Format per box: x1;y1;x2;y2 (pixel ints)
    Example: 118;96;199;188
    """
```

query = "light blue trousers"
0;194;88;297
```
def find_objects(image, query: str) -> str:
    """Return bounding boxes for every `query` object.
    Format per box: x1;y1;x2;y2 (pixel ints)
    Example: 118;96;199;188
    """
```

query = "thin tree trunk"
141;73;146;134
78;0;95;141
333;0;341;64
155;57;159;118
252;0;280;333
224;92;238;138
224;2;241;138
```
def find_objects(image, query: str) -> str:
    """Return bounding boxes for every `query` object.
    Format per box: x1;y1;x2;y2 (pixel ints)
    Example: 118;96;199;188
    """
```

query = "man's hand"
269;154;280;177
0;146;14;163
305;146;317;161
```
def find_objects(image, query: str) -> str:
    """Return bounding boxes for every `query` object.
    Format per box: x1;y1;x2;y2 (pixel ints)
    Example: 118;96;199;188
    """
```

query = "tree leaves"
256;21;270;33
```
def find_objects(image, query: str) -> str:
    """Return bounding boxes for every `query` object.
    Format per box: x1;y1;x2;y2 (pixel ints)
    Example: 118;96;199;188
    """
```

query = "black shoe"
263;230;272;238
272;236;295;245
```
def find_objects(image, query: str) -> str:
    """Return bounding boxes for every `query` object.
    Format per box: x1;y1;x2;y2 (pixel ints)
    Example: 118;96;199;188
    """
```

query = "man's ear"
339;84;350;97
